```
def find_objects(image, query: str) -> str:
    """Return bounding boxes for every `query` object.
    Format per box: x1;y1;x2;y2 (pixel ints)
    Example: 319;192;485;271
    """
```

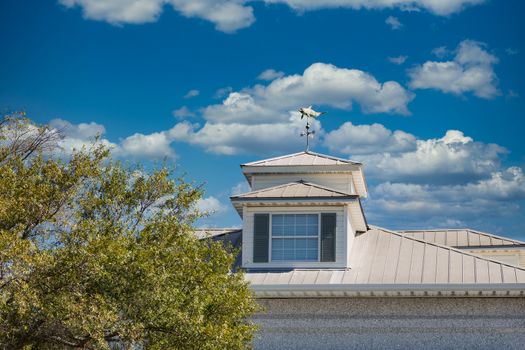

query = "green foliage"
0;115;257;349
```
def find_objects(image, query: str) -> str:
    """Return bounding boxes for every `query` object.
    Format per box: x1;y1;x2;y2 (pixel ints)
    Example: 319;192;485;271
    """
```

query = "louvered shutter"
321;213;336;262
253;213;269;263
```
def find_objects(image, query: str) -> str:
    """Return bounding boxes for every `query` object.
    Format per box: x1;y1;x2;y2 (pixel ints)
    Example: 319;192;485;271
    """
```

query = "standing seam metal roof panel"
244;226;525;287
241;151;361;167
398;229;525;247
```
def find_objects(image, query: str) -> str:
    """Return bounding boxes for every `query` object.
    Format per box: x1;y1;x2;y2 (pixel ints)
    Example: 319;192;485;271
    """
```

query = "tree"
0;114;257;349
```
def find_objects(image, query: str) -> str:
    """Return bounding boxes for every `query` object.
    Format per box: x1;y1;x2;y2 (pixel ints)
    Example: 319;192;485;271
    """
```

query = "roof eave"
250;283;525;298
230;197;360;218
242;164;362;174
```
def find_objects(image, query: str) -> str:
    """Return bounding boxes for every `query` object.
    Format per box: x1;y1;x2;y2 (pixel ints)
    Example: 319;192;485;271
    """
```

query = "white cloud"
409;40;500;99
48;118;117;154
167;62;413;155
257;69;285;81
59;0;485;32
324;122;416;155
505;48;518;56
431;46;449;58
231;181;251;195
120;131;175;158
359;129;507;184
59;0;165;24
172;106;196;118
59;0;255;32
388;55;408;65
169;114;322;155
49;118;106;139
366;166;525;228
264;0;485;16
49;118;179;159
203;92;281;124
249;62;413;115
213;86;233;99
385;16;402;30
325;122;509;186
506;89;519;99
195;196;228;214
183;89;200;99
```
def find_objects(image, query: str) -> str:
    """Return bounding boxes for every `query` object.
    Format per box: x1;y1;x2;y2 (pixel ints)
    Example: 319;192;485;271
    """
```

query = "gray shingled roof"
242;151;361;167
230;181;357;200
397;229;525;248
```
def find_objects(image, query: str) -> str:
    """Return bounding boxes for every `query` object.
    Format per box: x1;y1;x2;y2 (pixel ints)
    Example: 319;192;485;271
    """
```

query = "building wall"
242;206;349;269
252;297;525;350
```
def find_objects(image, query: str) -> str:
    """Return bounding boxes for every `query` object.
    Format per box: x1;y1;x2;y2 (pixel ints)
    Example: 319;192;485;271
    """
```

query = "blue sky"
1;0;524;238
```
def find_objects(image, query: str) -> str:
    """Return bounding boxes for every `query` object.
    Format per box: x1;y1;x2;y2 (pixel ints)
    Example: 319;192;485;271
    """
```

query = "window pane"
295;225;307;235
272;249;283;260
272;214;283;225
295;215;306;225
306;238;318;250
295;250;307;260
283;215;295;225
295;239;307;249
306;225;318;236
272;238;284;250
307;214;318;225
306;249;318;260
283;225;294;235
283;238;294;250
282;250;294;260
271;214;319;262
272;225;283;236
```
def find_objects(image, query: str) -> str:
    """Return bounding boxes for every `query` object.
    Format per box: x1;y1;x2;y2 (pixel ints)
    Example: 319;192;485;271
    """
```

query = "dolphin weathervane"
299;106;325;151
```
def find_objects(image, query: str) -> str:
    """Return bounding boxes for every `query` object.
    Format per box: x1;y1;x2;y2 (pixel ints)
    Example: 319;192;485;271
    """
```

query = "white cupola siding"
230;151;368;270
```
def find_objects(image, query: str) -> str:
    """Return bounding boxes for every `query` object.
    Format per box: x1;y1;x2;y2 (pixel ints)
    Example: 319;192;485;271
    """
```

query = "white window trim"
269;213;321;262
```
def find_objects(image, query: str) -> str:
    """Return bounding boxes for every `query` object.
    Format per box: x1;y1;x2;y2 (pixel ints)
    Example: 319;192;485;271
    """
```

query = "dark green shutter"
253;214;269;263
321;213;336;262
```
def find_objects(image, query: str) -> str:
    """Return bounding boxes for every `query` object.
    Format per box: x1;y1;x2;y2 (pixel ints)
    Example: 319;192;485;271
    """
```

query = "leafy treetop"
0;113;257;350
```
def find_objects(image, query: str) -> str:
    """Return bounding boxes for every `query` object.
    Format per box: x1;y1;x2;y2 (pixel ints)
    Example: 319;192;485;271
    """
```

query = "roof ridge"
398;228;525;245
305;150;360;164
467;228;525;245
241;152;307;166
230;181;298;198
298;180;354;196
371;225;525;272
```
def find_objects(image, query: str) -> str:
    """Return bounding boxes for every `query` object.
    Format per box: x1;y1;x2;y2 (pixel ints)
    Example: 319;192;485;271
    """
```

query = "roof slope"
197;229;243;271
245;226;525;296
230;180;357;199
242;151;361;167
397;229;525;248
194;228;241;240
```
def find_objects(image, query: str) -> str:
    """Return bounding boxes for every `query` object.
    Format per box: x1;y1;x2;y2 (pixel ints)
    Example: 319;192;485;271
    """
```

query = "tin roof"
397;229;525;248
242;151;361;167
230;180;357;200
243;226;525;296
194;228;241;240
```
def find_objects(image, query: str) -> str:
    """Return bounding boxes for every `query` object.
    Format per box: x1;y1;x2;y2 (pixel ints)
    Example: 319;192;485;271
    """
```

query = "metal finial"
300;121;315;151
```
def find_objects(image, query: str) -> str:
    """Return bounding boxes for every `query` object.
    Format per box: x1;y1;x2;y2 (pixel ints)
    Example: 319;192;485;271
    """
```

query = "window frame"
269;213;321;262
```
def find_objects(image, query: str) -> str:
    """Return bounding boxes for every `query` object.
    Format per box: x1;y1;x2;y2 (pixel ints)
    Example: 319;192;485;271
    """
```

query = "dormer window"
230;152;369;269
271;214;319;261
